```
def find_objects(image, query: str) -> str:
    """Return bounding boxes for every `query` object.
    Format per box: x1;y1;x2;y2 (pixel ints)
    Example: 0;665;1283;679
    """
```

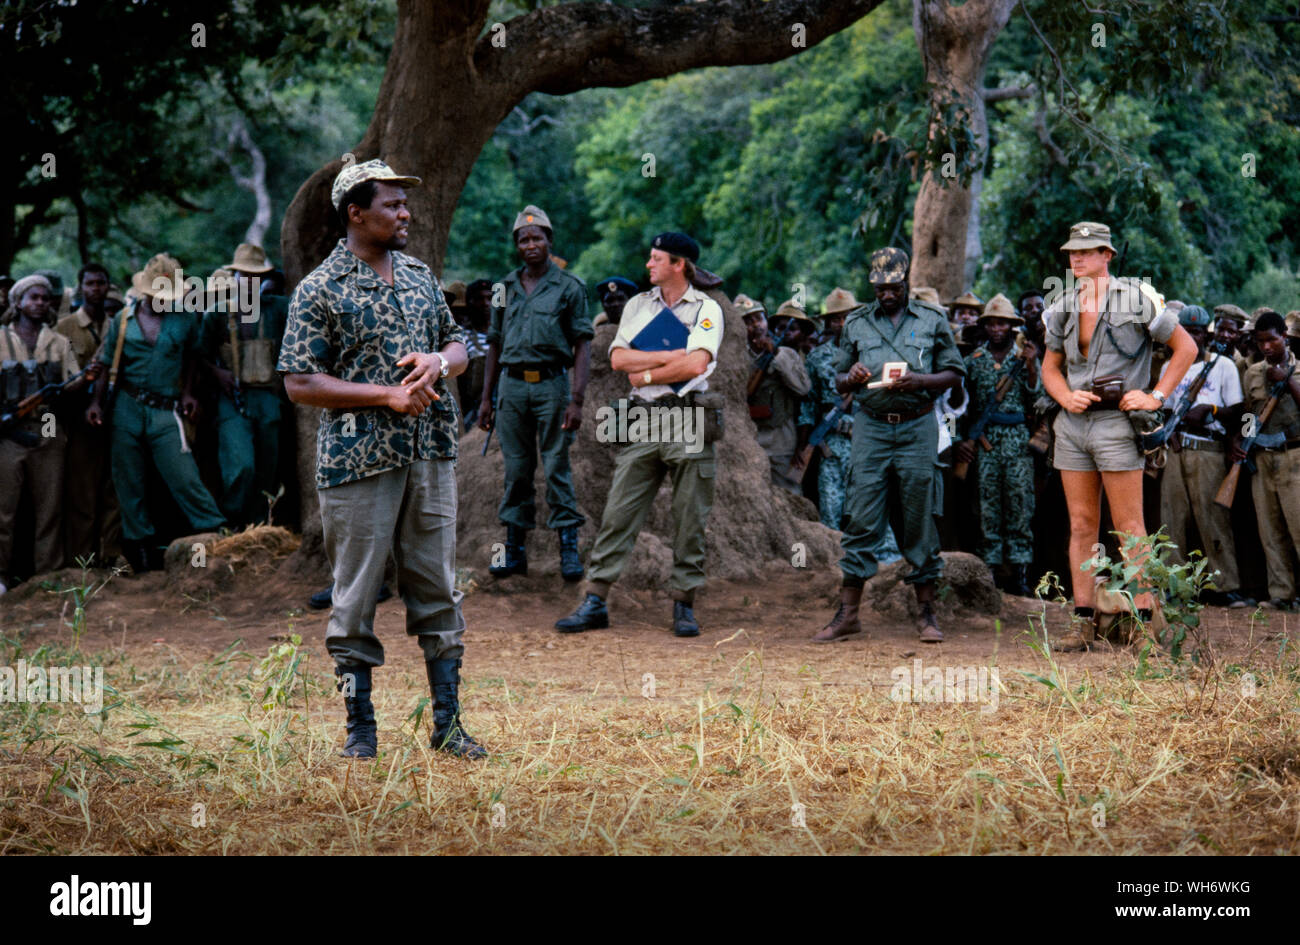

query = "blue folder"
629;306;691;392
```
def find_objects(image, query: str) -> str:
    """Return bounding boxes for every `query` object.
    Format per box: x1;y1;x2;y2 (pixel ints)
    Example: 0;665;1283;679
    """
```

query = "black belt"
505;363;565;382
117;378;178;411
861;403;931;425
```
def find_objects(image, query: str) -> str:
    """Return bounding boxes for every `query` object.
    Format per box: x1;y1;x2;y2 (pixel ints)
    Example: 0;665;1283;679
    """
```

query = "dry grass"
2;602;1298;855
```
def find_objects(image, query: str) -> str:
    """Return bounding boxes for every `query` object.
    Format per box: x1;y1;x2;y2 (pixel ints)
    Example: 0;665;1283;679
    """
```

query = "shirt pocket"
335;300;385;358
1101;311;1149;361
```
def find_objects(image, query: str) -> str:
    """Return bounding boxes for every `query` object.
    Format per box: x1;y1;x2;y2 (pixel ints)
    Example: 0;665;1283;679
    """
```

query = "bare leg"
1100;469;1154;610
1061;470;1102;608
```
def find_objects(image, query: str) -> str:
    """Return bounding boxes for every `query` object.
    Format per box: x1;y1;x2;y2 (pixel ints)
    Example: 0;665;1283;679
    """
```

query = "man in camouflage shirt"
953;293;1041;595
278;159;484;761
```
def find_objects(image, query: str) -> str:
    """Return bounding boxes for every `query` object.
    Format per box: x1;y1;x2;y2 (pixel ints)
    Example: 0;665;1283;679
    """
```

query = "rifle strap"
108;303;130;390
228;313;242;380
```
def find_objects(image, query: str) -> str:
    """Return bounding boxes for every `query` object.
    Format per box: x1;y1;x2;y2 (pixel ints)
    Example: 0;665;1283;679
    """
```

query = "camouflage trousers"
818;431;901;562
976;424;1034;565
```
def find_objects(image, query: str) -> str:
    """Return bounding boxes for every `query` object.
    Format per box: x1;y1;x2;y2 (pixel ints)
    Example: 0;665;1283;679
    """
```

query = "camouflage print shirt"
962;341;1042;429
797;339;851;437
277;240;467;489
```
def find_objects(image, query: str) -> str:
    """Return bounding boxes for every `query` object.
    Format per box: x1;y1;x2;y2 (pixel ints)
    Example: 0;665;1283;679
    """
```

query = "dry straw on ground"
1;596;1296;855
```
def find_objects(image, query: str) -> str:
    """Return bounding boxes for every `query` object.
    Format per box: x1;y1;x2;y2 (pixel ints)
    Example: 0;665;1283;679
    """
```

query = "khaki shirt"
833;299;965;413
750;345;810;430
488;262;591;367
56;306;108;369
0;324;79;378
611;284;723;401
1242;352;1300;438
1043;277;1177;392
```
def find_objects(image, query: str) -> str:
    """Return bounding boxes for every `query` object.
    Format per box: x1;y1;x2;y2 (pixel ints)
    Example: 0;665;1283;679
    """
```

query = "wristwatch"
1151;389;1166;404
643;370;653;386
434;353;449;379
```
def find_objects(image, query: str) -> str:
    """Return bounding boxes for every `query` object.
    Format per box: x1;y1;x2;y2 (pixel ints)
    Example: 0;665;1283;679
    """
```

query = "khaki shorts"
1053;409;1142;472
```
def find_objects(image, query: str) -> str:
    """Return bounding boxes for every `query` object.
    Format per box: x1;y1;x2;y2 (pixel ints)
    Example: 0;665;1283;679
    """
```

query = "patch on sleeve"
700;318;714;330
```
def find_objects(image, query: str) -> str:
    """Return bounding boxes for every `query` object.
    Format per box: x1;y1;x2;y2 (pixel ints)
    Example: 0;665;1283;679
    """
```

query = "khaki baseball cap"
1060;221;1117;254
331;159;421;211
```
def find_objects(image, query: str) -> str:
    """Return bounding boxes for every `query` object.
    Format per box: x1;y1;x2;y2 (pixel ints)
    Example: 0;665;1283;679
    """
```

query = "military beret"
1178;304;1211;328
513;205;553;235
651;231;700;263
868;247;909;285
599;276;638;298
331;159;421;211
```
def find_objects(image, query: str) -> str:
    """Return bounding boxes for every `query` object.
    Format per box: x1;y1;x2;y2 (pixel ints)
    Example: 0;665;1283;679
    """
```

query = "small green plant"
247;634;308;711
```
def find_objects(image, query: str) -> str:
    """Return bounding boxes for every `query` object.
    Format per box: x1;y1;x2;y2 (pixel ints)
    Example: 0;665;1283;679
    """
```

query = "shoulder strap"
108;303;130;390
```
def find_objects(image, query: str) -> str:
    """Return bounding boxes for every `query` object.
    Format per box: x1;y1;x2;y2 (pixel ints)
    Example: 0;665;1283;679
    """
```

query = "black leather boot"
336;664;377;758
120;537;152;575
310;582;393;610
426;658;487;759
1012;564;1032;598
672;601;700;637
555;593;609;633
490;525;528;578
558;527;583;582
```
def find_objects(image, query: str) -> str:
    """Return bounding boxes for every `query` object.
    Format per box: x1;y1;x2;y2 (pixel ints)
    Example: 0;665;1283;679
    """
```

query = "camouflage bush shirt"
277;240;466;488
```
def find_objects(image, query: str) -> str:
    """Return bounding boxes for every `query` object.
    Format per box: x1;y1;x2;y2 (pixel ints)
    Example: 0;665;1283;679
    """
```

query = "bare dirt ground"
1;553;1297;855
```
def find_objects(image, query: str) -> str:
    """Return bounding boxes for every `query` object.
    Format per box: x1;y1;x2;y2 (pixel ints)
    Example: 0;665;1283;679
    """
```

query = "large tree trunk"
279;0;885;540
908;0;1016;300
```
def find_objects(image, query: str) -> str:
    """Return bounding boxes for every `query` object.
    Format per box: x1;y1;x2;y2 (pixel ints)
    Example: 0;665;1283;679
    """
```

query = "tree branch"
1033;105;1068;167
983;84;1035;102
477;0;885;103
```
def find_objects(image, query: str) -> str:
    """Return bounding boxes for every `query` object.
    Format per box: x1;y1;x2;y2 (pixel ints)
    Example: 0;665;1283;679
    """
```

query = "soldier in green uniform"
0;275;82;593
279;159;483;760
203;244;290;528
747;297;811;494
953;293;1041;595
794;287;857;528
86;255;226;574
814;248;964;644
477;205;593;582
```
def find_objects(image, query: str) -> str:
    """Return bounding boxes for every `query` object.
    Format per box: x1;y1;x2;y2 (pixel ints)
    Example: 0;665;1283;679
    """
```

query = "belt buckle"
886;412;901;424
523;369;541;383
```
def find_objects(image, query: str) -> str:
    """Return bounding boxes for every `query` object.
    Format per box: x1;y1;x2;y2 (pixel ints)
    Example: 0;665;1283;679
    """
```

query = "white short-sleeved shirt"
1158;351;1242;440
610;284;723;401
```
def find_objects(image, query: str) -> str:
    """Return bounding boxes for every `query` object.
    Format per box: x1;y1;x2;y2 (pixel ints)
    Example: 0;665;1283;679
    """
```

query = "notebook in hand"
629;306;691;392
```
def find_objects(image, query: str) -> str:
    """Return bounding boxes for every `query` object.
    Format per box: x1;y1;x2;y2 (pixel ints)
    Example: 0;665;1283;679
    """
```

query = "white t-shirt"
610;284;723;401
1158;351;1242;440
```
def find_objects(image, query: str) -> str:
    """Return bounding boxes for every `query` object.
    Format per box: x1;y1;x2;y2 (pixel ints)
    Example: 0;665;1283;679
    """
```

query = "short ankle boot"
336;663;377;758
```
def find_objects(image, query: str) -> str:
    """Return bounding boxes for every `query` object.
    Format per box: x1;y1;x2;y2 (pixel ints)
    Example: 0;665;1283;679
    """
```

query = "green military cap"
868;247;910;285
977;293;1022;325
512;204;553;235
733;293;766;316
822;287;858;315
1178;304;1211;328
951;290;983;311
331;159;421;210
773;298;815;322
1060;221;1117;254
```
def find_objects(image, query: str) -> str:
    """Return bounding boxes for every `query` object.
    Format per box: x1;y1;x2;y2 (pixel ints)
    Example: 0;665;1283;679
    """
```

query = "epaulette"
559;268;587;289
911;299;948;319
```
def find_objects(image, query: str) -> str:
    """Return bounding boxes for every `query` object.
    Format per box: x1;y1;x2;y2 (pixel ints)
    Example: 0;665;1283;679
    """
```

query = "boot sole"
812;628;861;644
555;616;609;633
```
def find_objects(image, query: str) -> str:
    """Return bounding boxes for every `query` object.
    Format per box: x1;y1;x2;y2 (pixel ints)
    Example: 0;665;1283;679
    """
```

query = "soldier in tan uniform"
56;263;121;565
1233;311;1300;610
745;297;812;493
0;275;81;592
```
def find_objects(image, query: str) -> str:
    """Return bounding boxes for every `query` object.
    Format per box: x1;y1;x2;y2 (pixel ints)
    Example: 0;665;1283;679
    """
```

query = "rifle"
481;381;498;456
1138;340;1227;456
953;345;1034;480
0;366;94;445
746;325;791;419
787;393;852;484
226;315;249;417
1214;360;1297;509
746;325;791;398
